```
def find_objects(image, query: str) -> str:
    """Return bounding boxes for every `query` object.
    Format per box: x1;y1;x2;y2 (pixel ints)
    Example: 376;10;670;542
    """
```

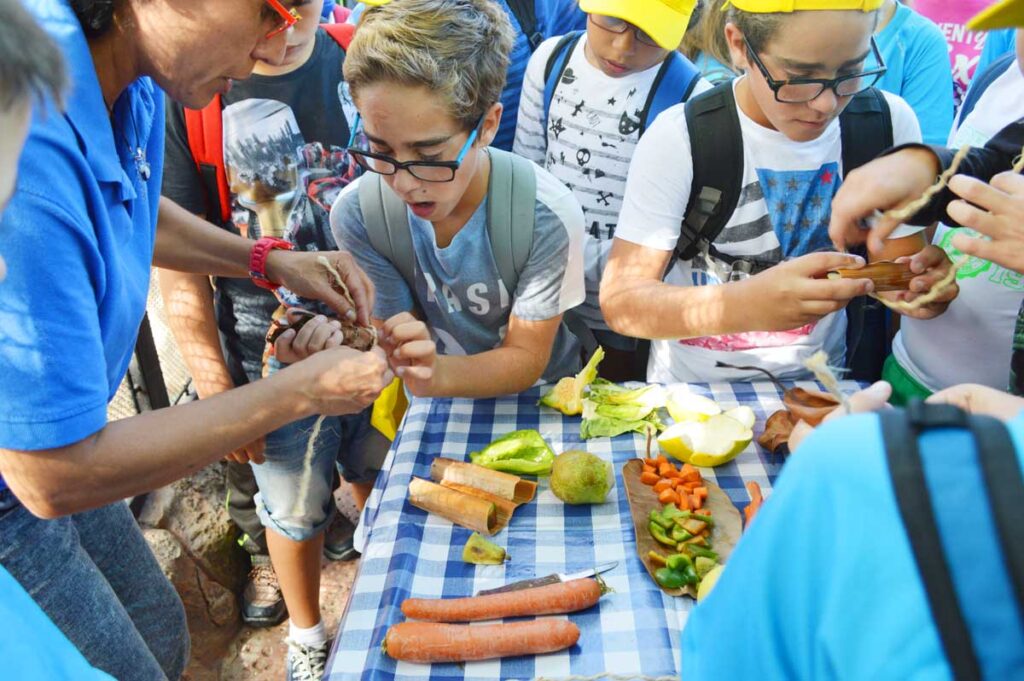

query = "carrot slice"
744;481;764;526
693;486;708;501
680;464;701;483
643;458;659;468
655;455;669;466
384;620;580;663
691;494;703;510
658;488;680;505
681;481;700;492
653;479;674;493
677;492;692;511
640;471;660;486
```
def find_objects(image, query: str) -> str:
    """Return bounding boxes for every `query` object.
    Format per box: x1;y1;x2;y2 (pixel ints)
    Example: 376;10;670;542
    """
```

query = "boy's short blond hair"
344;0;514;130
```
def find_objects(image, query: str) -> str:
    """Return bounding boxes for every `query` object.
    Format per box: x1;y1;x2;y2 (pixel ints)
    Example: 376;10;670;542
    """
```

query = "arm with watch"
0;199;394;520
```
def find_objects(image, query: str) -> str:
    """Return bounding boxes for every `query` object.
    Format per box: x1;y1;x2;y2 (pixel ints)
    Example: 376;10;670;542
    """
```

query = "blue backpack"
881;402;1024;679
541;31;702;137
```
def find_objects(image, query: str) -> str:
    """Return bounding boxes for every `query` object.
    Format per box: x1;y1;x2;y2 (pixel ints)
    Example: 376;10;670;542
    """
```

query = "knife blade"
475;561;617;596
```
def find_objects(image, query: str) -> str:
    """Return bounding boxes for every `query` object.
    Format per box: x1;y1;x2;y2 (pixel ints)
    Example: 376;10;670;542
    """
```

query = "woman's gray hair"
0;0;67;111
344;0;515;131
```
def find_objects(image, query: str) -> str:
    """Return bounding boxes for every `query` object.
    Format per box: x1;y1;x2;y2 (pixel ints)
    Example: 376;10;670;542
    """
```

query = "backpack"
182;22;356;224
674;83;894;381
541;31;703;137
357;148;537;297
506;0;544;52
880;402;1024;679
955;52;1016;130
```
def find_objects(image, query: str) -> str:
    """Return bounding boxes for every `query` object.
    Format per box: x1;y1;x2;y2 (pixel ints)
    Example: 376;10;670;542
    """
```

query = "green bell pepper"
648;520;677;547
649;509;674;531
655;567;689;589
468;430;555;476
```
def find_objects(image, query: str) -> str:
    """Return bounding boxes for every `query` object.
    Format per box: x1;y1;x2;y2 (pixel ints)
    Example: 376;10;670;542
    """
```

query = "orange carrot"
657;462;674;477
643;458;659;468
693;486;708;501
670;478;687;489
655;455;669;466
658;488;680;505
677;493;692;511
680;464;701;483
653;479;674;493
400;578;602;622
681;481;700;492
744;481;764;526
383;620;580;663
691;494;703;510
640;471;660;486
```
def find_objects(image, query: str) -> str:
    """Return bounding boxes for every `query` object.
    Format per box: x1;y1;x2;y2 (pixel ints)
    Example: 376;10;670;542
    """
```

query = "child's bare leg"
265;528;324;628
349;480;375;511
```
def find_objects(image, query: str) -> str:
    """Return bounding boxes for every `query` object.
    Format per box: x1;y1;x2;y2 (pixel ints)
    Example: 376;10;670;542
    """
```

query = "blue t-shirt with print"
869;3;955;146
331;162;585;384
682;410;1024;678
0;0;164;492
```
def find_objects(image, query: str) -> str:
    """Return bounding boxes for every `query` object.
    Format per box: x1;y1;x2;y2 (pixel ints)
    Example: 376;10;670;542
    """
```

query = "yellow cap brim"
579;0;695;50
726;0;882;12
360;0;390;6
969;0;1024;29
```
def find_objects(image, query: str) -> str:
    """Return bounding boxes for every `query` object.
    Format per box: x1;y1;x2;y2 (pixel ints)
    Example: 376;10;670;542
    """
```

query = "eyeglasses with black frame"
588;14;660;48
345;114;483;183
743;35;887;104
262;0;301;40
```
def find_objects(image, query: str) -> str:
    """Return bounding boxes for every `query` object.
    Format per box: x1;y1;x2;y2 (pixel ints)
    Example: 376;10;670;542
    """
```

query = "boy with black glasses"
329;0;586;399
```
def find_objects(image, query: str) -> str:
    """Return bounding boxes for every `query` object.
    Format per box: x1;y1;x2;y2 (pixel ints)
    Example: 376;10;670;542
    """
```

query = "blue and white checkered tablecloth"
327;381;858;681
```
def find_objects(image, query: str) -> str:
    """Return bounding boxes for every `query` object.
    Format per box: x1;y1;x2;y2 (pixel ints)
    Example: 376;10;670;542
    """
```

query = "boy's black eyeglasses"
588;14;660;49
744;36;887;104
345;115;482;183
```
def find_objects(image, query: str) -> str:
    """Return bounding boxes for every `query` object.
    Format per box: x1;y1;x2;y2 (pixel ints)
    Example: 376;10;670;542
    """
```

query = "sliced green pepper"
670;524;692;543
655;567;689;589
648;520;676;547
682;544;719;562
662;504;686;520
649;509;673;530
468;429;555;476
689;512;715;527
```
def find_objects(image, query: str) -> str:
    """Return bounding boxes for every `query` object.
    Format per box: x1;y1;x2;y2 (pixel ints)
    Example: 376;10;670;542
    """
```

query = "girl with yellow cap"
601;0;955;384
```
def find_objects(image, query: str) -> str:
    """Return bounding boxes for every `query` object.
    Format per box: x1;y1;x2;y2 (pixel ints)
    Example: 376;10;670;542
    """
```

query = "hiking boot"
323;513;359;562
285;638;330;681
241;555;287;627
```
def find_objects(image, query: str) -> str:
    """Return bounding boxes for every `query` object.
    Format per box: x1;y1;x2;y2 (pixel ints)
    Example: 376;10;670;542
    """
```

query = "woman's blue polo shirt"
0;0;164;468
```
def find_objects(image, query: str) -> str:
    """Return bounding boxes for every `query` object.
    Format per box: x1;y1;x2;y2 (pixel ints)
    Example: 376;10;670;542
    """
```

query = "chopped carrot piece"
640;471;660;486
693;486;708;501
681;481;700;492
680;464;701;483
691;494;703;510
655;455;669;466
653;479;674;493
643;458;659;468
670;478;687;489
642;464;656;474
677;493;692;511
658;488;680;505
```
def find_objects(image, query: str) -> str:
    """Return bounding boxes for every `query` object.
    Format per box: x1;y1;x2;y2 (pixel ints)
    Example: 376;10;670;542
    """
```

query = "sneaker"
286;638;329;681
323;513;359;562
241;555;287;627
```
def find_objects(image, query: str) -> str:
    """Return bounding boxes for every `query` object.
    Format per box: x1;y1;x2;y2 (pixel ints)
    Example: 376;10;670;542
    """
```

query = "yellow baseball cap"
725;0;882;12
579;0;698;50
969;0;1024;29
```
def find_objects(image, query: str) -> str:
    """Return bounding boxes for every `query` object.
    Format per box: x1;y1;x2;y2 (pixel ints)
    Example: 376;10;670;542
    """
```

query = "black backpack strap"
880;404;982;681
506;0;543;52
675;83;743;268
971;415;1024;617
839;88;893;382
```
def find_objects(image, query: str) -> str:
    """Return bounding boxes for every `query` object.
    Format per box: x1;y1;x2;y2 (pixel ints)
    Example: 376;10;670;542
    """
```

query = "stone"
144;528;241;673
138;461;249;593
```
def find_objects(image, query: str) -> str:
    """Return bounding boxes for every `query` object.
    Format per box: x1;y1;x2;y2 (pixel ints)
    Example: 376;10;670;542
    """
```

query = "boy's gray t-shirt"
330;163;586;383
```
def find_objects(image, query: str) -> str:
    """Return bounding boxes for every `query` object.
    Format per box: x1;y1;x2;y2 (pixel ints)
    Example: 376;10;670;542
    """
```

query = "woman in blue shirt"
0;0;421;678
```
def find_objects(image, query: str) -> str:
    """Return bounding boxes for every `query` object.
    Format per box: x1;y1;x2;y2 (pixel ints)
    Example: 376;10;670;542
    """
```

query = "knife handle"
476;574;561;596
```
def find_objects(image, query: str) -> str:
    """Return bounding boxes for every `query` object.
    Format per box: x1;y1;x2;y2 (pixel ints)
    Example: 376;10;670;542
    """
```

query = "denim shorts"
251;408;389;542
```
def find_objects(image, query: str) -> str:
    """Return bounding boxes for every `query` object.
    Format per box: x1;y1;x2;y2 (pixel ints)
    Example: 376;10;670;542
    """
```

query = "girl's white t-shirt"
892;60;1024;392
615;79;920;383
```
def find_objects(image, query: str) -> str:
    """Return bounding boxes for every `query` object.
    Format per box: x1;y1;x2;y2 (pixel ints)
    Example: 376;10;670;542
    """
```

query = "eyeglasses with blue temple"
345;115;483;183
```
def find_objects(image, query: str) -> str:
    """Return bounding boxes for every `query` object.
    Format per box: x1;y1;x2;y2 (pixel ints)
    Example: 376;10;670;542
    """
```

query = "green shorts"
882;354;933;406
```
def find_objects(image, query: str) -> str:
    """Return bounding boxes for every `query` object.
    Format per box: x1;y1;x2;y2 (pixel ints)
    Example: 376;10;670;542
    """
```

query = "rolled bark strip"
430;458;537;503
407;477;498;535
783;387;840;427
382;620;580;663
401;577;602;622
825;260;915;292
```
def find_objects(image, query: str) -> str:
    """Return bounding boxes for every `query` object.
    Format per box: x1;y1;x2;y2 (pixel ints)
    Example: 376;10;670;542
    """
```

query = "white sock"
289;619;326;647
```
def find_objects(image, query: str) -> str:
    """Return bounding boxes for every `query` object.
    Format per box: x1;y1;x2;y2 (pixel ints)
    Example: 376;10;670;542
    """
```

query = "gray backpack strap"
486;148;536;297
357;173;417;290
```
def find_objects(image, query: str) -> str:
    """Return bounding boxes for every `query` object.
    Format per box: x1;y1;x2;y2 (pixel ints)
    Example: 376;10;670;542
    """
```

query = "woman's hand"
266;250;375;326
292;345;394;416
927;383;1024;421
947;172;1024;274
273;309;346;364
379;312;437;396
740;252;872;332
